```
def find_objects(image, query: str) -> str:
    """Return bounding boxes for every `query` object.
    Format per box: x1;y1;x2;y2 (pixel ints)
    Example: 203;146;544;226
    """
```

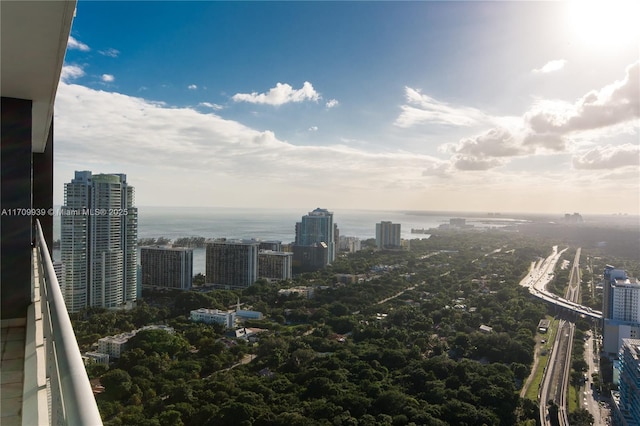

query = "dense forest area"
73;226;636;425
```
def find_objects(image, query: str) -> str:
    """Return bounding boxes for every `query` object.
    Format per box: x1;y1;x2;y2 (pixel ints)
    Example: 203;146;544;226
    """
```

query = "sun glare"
568;0;640;47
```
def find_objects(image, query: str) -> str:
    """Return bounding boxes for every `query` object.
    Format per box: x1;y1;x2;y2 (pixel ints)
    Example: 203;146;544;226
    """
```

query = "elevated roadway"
519;246;602;320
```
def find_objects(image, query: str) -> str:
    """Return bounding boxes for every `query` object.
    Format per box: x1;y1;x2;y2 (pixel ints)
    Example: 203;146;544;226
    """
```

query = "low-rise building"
190;308;236;329
96;325;174;359
82;351;110;366
278;286;315;299
236;309;264;320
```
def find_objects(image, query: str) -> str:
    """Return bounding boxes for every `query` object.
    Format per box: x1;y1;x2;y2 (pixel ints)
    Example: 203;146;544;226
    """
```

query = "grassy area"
524;316;558;401
568;385;579;413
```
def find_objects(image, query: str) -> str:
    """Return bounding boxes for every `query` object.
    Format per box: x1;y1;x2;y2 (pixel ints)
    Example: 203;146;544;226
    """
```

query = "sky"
55;1;640;215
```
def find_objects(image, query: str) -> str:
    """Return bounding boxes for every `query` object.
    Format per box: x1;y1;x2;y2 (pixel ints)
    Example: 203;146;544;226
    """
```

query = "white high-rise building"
612;278;640;323
602;268;640;355
61;171;138;313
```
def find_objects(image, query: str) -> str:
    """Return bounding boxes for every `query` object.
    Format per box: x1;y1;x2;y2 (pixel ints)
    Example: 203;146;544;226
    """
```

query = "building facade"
205;239;258;290
258;250;293;281
376;221;401;249
61;171;138;313
141;246;193;290
613;339;640;426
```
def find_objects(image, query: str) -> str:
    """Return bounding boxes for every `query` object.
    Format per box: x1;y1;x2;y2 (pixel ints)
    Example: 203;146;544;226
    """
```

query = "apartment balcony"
0;221;102;426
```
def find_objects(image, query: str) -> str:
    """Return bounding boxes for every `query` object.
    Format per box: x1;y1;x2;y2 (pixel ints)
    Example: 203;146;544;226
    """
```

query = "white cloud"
532;59;567;73
101;74;115;83
308;126;318;132
232;81;320;106
99;48;120;58
326;99;339;109
67;36;90;51
199;102;223;110
395;87;489;128
573;144;640;169
188;84;198;90
54;83;442;202
61;65;85;82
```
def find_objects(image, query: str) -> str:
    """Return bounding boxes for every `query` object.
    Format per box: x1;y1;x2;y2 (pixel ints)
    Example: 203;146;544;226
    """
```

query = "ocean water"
53;206;520;274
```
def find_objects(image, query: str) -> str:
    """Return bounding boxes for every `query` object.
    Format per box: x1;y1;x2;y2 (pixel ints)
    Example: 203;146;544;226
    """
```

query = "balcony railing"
31;219;103;425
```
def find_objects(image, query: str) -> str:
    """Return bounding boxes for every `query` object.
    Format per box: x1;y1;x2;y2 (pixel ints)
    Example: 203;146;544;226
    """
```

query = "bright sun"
568;0;640;47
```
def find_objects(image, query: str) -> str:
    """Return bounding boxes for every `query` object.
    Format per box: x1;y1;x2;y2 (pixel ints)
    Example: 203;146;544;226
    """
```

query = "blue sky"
55;1;640;214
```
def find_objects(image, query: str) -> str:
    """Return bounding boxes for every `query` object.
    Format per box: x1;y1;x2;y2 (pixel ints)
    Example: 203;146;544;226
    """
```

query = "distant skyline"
55;1;640;215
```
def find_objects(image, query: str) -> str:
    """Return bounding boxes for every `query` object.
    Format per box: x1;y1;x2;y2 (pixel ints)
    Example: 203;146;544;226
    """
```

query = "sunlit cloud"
532;59;567;73
232;81;320;106
437;61;640;171
101;74;115;83
395;87;489;128
99;48;120;58
188;84;198;90
526;61;639;134
61;65;85;82
444;128;529;158
67;36;90;51
573;144;640;169
308;126;318;132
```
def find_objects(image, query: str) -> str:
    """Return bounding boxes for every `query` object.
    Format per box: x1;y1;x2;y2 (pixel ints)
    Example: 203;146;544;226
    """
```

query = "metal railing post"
35;219;103;426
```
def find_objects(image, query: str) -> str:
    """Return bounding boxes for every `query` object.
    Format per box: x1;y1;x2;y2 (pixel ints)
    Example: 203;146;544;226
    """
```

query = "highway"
524;248;584;426
519;246;602;320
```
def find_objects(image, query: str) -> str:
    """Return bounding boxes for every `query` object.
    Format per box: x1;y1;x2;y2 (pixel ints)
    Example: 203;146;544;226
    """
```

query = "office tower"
292;243;329;272
258;250;293;281
294;207;336;263
376;221;402;249
205;239;258;290
141;246;193;290
613;339;640;426
61;171;138;313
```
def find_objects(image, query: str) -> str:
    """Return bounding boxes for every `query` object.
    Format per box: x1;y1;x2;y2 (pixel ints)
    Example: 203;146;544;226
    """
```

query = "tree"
158;410;184;426
567;408;594;426
101;368;132;400
127;329;189;357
